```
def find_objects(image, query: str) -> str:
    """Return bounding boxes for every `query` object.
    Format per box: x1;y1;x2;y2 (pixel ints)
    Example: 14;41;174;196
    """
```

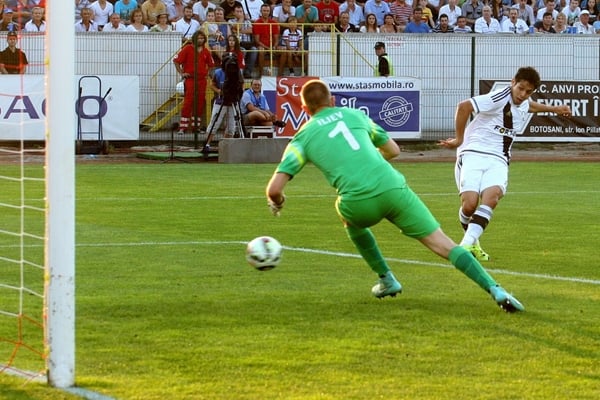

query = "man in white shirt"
102;13;127;31
192;0;217;23
536;0;559;22
438;0;462;26
243;0;264;21
512;0;535;27
24;7;46;32
573;9;595;33
474;5;501;33
175;5;200;40
501;8;529;33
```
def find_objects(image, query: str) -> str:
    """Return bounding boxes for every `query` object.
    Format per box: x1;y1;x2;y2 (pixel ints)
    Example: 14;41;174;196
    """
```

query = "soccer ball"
246;236;283;271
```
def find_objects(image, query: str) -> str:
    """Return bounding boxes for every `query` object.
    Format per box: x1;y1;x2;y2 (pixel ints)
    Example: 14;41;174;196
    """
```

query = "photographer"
240;79;279;127
205;52;244;140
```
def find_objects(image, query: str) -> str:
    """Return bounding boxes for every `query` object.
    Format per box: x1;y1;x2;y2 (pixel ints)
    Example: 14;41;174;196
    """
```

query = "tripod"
163;122;189;163
201;98;247;160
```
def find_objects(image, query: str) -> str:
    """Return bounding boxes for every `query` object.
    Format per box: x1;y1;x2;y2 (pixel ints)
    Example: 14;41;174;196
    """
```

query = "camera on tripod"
220;52;243;105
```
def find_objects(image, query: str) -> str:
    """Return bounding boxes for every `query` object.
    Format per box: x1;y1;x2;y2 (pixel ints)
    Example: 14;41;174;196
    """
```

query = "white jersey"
458;86;530;164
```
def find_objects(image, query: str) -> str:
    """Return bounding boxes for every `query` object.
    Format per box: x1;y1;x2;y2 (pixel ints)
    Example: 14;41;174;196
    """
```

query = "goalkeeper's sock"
449;246;496;291
345;226;389;276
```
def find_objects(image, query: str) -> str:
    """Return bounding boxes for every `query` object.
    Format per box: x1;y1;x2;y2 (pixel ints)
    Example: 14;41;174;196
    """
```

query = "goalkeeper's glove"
268;195;285;217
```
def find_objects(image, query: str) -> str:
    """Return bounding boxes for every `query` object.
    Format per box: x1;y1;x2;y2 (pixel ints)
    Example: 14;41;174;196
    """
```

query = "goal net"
0;2;75;388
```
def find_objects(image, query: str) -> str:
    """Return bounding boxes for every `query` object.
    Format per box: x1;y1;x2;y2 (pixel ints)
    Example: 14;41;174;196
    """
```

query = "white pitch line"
74;240;600;286
1;240;596;285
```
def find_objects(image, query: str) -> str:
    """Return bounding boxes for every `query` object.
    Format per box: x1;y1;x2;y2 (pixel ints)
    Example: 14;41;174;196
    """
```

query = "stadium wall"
8;32;600;140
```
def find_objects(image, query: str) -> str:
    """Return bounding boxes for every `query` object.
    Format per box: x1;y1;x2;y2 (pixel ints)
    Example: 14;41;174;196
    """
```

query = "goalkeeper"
265;79;524;313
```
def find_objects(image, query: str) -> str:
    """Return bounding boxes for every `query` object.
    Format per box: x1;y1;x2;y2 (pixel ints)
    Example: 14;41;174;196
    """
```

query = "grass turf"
1;161;599;399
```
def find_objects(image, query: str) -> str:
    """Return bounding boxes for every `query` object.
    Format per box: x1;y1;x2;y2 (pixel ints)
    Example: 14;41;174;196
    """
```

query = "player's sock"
460;205;492;246
459;207;470;231
448;246;496;291
345;226;390;276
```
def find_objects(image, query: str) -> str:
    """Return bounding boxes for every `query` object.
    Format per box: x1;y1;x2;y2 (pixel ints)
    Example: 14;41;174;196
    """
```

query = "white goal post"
45;1;76;388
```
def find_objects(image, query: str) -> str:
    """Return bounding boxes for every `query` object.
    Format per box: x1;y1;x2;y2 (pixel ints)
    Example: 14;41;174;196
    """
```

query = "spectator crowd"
1;0;599;76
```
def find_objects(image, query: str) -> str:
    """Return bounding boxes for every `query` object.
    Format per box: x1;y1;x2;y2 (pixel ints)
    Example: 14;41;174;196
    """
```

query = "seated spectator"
75;0;93;24
389;0;411;31
273;0;296;24
490;0;508;24
426;0;444;22
192;0;216;24
360;12;380;32
417;0;436;28
512;0;535;27
114;0;138;25
126;8;149;32
245;0;263;21
102;12;127;31
75;7;98;32
221;0;243;21
438;0;462;27
553;11;568;32
453;14;473;32
582;0;599;21
573;9;596;32
533;11;557;32
474;5;501;33
295;0;319;33
536;0;559;22
89;0;114;30
168;0;185;24
501;8;529;33
253;3;279;76
315;0;340;28
24;6;45;32
201;9;220;48
335;10;358;32
339;0;365;27
0;31;27;74
404;7;432;32
6;0;34;27
433;13;453;32
141;0;167;28
228;3;256;78
561;0;581;25
241;79;276;127
462;0;484;29
1;8;19;32
151;12;173;31
364;0;390;26
175;5;199;40
211;7;231;61
380;12;399;32
278;15;303;76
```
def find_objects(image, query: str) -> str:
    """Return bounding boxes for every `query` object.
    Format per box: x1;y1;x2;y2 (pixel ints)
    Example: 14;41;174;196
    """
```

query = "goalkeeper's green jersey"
276;107;407;201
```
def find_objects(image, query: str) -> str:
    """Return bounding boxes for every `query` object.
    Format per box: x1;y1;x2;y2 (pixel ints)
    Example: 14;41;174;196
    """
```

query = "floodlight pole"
45;0;76;388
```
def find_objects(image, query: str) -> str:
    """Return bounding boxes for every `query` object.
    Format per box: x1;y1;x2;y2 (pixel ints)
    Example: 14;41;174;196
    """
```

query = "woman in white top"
126;9;149;32
360;13;380;32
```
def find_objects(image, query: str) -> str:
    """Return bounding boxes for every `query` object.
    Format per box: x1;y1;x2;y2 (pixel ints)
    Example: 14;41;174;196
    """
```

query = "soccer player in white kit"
439;66;571;261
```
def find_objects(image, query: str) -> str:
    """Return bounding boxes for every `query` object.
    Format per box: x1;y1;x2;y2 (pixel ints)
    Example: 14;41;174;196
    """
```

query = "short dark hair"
514;66;541;90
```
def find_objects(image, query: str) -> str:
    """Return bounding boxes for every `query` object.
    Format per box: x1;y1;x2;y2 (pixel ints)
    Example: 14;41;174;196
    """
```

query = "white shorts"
454;153;508;195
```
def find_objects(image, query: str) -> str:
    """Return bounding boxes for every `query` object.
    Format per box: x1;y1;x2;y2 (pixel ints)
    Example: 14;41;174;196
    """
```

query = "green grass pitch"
0;160;599;400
